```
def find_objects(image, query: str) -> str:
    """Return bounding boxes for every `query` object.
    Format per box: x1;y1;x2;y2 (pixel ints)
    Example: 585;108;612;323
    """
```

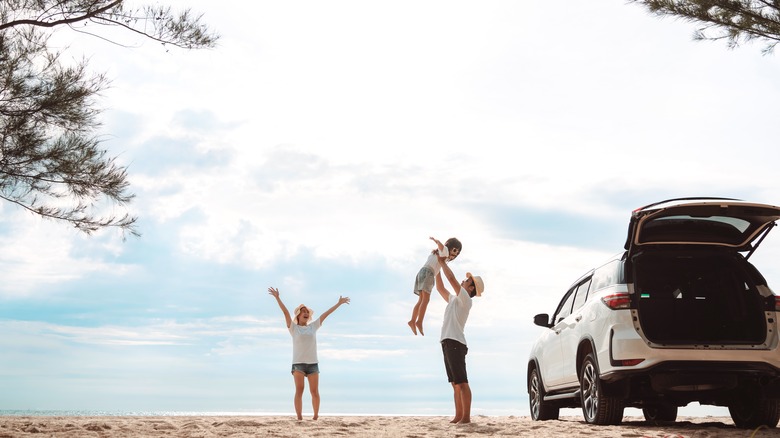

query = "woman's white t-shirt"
289;318;321;364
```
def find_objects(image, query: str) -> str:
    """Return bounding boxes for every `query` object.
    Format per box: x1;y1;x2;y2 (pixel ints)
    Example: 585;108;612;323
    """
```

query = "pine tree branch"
0;0;123;31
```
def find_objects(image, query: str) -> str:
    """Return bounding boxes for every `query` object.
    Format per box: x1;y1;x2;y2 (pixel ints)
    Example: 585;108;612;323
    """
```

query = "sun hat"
293;304;313;321
466;272;484;297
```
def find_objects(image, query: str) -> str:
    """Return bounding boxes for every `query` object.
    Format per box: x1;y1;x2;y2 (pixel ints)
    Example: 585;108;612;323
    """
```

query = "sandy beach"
1;415;779;438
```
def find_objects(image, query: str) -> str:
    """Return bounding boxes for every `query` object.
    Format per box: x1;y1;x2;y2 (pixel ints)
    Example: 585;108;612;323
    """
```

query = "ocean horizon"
0;410;452;417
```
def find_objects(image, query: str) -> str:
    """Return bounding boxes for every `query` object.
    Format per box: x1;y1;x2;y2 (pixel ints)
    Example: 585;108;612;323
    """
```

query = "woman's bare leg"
292;371;305;420
308;373;320;420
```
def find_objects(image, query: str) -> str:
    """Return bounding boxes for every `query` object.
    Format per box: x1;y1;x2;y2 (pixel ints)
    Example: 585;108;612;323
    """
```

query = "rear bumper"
606;321;780;372
600;361;780;406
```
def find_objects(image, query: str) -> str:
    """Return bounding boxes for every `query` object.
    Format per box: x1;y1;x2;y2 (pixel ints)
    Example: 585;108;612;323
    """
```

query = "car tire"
529;367;559;421
580;353;624;425
642;404;678;423
728;398;780;429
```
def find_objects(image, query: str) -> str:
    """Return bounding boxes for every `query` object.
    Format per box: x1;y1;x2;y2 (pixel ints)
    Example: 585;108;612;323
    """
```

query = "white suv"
527;198;780;428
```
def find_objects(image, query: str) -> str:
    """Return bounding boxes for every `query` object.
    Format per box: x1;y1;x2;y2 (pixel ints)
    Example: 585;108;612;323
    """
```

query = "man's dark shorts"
441;338;468;384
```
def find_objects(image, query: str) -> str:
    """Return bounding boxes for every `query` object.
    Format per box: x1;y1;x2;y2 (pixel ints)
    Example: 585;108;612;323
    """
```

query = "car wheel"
642;404;678;423
580;353;624;425
529;367;559;421
728;398;780;429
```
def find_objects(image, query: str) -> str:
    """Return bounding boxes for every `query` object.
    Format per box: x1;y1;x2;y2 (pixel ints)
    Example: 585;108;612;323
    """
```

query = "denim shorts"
414;266;435;295
291;363;320;376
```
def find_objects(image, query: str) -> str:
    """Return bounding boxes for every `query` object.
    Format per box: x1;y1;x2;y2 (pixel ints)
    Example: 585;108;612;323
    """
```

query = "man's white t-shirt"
440;287;472;345
289;318;321;364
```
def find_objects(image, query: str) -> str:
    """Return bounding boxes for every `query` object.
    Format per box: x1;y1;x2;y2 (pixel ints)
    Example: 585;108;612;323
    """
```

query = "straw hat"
466;272;484;297
293;304;313;321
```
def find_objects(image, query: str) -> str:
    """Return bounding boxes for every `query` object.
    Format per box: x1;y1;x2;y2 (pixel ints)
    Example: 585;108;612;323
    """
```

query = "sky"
2;0;780;418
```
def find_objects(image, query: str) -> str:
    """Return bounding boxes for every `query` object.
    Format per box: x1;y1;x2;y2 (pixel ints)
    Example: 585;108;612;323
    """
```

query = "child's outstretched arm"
320;296;350;325
430;236;449;257
268;287;292;328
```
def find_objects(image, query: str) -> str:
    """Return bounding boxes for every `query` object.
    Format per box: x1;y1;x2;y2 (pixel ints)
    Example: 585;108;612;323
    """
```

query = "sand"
1;415;779;437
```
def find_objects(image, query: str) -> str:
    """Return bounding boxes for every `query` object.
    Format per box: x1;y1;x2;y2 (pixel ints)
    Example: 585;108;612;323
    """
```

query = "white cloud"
0;211;136;298
320;348;409;361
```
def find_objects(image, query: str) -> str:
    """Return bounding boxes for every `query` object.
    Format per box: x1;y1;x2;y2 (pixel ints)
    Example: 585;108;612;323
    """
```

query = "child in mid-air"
408;236;462;335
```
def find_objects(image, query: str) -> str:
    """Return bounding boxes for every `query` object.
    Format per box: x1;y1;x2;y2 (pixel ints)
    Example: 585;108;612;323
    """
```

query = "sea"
0;410;289;417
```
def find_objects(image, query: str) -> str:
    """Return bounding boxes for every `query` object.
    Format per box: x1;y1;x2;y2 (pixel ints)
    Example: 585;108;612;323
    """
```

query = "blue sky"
2;0;780;417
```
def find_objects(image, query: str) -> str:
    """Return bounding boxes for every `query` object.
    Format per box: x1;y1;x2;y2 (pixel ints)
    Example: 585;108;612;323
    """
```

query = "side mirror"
534;313;550;328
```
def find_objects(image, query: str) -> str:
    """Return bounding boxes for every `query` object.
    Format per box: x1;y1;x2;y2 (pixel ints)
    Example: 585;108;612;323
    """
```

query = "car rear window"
639;215;753;246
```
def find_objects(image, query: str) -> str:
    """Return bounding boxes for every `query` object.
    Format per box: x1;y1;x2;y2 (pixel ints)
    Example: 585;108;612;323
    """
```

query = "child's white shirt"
423;247;449;273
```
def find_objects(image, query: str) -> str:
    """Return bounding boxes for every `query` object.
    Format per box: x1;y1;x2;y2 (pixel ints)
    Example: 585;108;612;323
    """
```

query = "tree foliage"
0;0;218;237
629;1;780;54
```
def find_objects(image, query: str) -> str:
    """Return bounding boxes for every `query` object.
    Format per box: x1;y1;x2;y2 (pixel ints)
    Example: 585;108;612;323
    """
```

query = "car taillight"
602;292;631;310
775;296;780;312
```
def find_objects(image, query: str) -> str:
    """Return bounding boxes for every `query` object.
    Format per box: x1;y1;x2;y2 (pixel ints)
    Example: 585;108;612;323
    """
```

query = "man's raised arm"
438;256;462;295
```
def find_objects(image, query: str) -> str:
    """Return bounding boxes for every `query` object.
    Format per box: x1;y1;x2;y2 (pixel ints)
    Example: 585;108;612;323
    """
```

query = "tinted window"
654;215;750;233
640;216;747;245
554;288;576;324
571;279;592;312
591;259;624;292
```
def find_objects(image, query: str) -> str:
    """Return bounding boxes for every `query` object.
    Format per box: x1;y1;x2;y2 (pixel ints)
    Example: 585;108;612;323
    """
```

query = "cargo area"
632;250;768;345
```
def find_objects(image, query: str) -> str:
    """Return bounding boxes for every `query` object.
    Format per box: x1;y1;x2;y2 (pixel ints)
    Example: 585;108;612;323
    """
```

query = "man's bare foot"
450;417;462;424
416;321;424;336
407;321;418;335
458;419;471;424
313;415;318;420
296;416;303;421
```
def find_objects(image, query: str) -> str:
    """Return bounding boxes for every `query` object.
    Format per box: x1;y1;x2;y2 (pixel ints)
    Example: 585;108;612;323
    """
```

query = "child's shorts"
414;266;435;295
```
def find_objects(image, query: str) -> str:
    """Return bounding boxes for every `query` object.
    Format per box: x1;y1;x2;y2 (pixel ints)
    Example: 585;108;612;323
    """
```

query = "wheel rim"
581;361;598;422
530;371;541;419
